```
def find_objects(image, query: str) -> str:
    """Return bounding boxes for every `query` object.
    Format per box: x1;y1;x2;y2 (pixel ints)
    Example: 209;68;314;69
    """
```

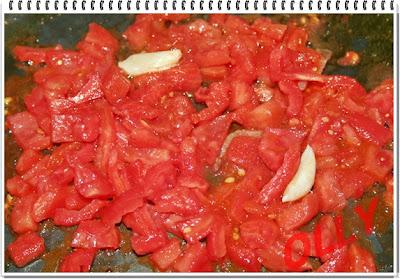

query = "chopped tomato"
10;193;39;234
74;163;114;199
276;193;319;231
7;111;51;150
71;219;120;249
173;242;211;272
53;199;108;226
346;243;376;272
6;14;392;273
130;230;168;255
6;176;34;197
7;232;45;267
58;248;97;272
16;149;43;174
150;238;182;271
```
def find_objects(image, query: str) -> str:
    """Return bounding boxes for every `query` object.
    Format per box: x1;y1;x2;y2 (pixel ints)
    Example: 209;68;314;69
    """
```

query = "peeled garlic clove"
282;145;316;203
118;49;182;76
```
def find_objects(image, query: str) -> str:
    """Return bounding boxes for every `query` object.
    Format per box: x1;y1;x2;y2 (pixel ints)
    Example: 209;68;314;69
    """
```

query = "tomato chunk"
7;232;45;267
71;220;120;249
7;111;51;150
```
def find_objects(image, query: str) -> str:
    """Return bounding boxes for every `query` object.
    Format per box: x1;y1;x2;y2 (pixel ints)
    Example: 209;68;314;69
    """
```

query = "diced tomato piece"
10;193;38;234
362;144;393;180
240;219;280;249
150;238;182;271
257;238;311;272
178;214;214;244
102;66;130;104
7;232;45;267
53;199;108;226
346;243;376;272
6;176;34;197
154;187;203;216
131;230;168;255
343;110;392;146
122;205;158;235
192;81;230;124
69;73;103;104
32;187;67;222
100;188;144;225
79;23;119;54
64;186;90;210
314;170;347;212
13;45;55;64
7;111;51;150
226;237;262;272
51;111;100;143
200;66;228;81
259;146;301;204
235;100;286;130
192;114;232;165
16;149;43;174
58;248;97;272
206;220;227;260
278;79;303;117
74;163;114;199
276;193;319;231
71;219;120;249
173;242;210;272
143;161;177;200
317;246;348;272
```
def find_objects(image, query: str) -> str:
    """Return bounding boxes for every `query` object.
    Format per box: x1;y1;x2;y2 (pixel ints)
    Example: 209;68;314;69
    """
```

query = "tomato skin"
10;193;39;234
68;73;104;104
7;232;45;267
150;238;182;271
53;199;108;226
276;193;319;231
58;248;97;272
71;219;120;249
346;243;376;272
74;163;114;199
7;111;51;150
6;176;34;197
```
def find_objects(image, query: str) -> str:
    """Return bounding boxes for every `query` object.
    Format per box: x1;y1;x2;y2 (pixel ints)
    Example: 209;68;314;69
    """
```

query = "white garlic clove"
282;145;316;203
118;49;182;76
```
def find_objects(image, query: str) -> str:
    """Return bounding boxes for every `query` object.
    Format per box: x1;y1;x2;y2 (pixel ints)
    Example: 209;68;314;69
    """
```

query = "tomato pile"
6;14;393;272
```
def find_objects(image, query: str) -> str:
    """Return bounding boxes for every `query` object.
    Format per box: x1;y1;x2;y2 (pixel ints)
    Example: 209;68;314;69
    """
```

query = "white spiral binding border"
4;0;396;13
